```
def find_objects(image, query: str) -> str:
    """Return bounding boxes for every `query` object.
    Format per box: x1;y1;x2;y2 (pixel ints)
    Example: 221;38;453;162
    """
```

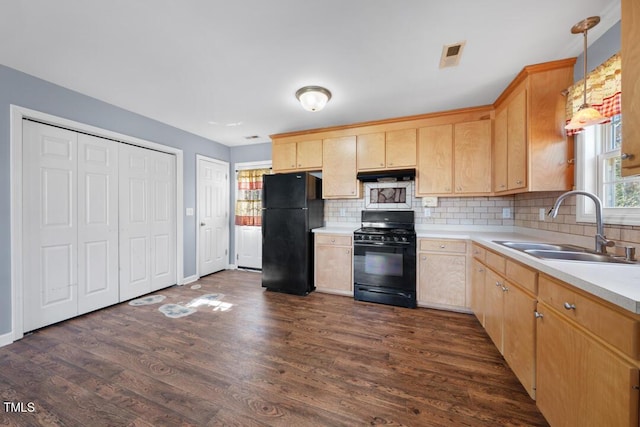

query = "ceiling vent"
439;41;466;68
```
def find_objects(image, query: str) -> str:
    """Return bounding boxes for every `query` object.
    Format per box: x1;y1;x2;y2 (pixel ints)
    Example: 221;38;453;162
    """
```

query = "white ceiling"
0;1;620;147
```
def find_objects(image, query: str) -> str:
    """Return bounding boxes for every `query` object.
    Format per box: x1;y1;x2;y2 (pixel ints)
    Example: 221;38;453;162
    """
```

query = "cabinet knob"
440;245;446;249
499;184;506;189
534;311;544;319
502;286;508;292
346;249;350;255
291;164;295;168
495;281;502;287
516;180;523;185
330;239;335;243
478;268;484;273
456;187;462;191
621;153;635;161
563;302;576;310
445;187;451;192
421;256;427;261
298;163;302;167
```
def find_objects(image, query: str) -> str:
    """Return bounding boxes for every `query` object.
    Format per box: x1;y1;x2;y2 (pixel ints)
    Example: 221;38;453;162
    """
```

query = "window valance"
565;52;621;135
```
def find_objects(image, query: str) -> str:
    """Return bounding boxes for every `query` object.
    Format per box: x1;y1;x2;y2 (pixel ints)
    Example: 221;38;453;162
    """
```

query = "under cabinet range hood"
356;168;416;182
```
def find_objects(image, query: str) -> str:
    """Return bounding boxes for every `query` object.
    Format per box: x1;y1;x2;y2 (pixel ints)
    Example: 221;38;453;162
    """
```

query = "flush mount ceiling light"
565;16;607;131
295;86;332;112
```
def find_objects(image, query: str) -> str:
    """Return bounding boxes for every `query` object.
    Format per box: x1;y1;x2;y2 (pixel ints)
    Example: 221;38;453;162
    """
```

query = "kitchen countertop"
312;224;640;314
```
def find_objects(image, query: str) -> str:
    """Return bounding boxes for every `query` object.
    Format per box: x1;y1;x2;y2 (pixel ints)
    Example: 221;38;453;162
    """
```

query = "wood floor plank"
0;270;548;426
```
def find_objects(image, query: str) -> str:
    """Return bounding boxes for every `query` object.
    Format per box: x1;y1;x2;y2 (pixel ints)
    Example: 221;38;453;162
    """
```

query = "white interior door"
77;133;119;314
198;157;229;276
23;121;78;332
236;226;262;269
119;144;177;300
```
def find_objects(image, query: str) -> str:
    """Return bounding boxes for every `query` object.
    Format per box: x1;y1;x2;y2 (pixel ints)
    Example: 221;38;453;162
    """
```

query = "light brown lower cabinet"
470;258;486;326
417;239;468;311
473;247;538;399
314;234;353;295
471;245;640;425
536;275;640;427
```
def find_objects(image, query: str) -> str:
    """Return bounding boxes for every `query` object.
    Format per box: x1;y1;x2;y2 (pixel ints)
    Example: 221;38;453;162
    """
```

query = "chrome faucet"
548;190;615;253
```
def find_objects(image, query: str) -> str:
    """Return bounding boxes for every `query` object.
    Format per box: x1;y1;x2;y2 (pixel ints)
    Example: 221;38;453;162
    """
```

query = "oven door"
353;241;415;291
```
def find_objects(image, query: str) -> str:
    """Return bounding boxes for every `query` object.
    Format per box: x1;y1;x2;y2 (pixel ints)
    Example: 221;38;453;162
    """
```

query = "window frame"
576;116;640;226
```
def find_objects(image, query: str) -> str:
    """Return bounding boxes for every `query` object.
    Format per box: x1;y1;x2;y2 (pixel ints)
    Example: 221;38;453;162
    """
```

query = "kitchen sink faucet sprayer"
548;190;615;253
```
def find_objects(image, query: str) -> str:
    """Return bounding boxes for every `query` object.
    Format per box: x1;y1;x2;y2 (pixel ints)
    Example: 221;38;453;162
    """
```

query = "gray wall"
574;20;620;79
0;64;232;335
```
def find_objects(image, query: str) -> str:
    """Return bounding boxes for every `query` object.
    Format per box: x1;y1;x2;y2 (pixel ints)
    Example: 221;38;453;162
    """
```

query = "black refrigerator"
261;172;324;295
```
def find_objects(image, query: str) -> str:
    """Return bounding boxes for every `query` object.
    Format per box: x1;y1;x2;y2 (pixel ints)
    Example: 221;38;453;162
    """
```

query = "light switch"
186;208;194;216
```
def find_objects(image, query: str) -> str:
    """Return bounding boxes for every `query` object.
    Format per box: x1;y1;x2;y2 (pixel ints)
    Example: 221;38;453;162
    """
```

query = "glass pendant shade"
565;105;607;130
295;86;331;112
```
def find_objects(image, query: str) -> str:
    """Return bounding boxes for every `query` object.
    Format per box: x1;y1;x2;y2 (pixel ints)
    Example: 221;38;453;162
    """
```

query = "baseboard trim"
0;331;14;348
182;275;199;285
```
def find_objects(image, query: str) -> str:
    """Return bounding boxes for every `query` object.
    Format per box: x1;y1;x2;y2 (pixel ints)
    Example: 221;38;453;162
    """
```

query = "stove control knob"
401;237;407;242
393;236;399;242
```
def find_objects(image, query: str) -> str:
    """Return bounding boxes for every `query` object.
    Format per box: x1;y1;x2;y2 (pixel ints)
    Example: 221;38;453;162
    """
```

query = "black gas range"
353;211;417;308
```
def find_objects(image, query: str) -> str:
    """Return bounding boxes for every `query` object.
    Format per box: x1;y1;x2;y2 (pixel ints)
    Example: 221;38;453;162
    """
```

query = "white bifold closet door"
22;120;177;332
119;143;176;301
23;121;119;332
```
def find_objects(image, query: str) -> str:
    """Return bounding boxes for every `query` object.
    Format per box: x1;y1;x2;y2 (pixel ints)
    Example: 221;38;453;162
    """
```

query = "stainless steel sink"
495;241;587;252
524;249;636;264
493;240;638;264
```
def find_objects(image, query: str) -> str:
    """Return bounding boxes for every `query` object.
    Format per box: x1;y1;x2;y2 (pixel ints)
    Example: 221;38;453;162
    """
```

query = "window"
576;114;640;225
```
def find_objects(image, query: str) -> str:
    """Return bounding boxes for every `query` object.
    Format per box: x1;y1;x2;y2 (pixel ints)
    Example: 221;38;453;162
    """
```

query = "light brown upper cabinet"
357;128;416;171
322;136;359;199
417;124;453;194
272;139;322;173
494;85;527;192
621;0;640;175
493;59;575;194
454;120;492;194
417;119;492;196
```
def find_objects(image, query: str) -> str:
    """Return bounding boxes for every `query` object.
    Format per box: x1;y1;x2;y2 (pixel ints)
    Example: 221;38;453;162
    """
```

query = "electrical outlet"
186;208;194;216
502;207;511;219
422;196;438;207
340;208;346;217
424;208;431;217
539;208;546;221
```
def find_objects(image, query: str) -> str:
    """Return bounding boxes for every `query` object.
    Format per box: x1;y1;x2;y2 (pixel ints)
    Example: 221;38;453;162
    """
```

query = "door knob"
200;222;206;226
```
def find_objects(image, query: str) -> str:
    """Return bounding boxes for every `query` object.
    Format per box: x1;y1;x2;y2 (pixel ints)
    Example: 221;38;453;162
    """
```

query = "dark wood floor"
0;270;549;426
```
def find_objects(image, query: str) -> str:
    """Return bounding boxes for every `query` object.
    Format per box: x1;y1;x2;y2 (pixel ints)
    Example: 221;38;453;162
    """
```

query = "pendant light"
565;16;607;131
295;86;332;112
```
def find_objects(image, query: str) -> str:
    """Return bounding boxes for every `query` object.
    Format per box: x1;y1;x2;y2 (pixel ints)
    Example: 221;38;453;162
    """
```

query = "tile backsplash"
324;183;640;247
514;191;640;247
324;183;515;226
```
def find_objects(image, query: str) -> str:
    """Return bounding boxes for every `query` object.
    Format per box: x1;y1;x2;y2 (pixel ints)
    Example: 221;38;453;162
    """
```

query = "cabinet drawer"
315;234;352;246
471;244;486;262
539;274;640;360
419;239;466;253
485;250;506;275
506;260;537;294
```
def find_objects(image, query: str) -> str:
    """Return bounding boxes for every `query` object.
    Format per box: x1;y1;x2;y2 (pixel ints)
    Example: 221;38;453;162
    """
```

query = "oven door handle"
353;241;411;247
